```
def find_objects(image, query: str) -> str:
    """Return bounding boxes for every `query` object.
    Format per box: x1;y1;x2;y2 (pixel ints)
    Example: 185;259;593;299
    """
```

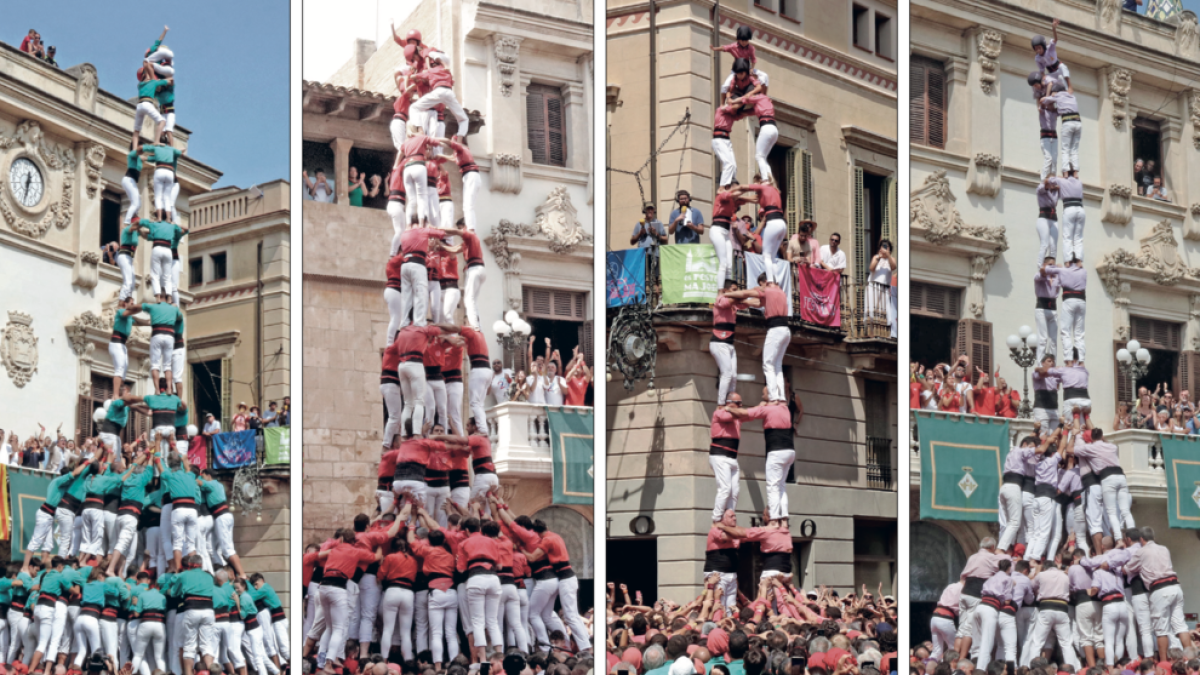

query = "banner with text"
660;245;718;305
1161;435;1200;529
264;427;291;465
547;407;594;505
795;265;842;326
213;430;257;469
9;468;51;559
606;248;647;308
917;412;1010;522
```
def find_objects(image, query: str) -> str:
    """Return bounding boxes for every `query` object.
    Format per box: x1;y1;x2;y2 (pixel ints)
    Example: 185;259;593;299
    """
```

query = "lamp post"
493;310;531;371
1006;326;1041;419
1117;340;1152;428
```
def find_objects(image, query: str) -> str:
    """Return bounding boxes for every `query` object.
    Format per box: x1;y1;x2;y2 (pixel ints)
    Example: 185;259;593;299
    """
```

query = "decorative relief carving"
493;36;523;98
0;121;77;238
1;312;38;388
1108;68;1132;129
534;187;592;255
1190;91;1200;150
491;153;522;194
910;171;1008;248
83;143;105;199
65;310;107;357
973;153;1001;168
976;30;1004;94
967;153;1003;198
1098;220;1200;290
75;64;98;112
1103;183;1134;226
72;251;101;289
1178;12;1199;58
1099;0;1123;27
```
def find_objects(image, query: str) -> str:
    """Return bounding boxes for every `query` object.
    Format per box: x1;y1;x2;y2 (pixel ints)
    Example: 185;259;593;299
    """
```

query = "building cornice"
471;3;593;54
842;126;897;157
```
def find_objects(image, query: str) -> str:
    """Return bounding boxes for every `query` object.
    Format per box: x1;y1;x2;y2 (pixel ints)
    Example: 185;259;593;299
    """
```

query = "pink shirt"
710;409;741;440
751;286;788;318
1125;541;1177;585
937;582;962;609
707;525;739;552
962;550;1010;579
718;42;757;64
1072;437;1121;472
746;404;792;430
1031;567;1071;601
743;526;791;554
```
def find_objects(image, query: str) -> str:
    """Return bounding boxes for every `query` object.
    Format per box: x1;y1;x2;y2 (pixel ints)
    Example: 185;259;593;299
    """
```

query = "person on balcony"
785;221;820;268
867;240;897;338
563;347;592;407
668;190;705;245
819;231;847;272
630;205;667;250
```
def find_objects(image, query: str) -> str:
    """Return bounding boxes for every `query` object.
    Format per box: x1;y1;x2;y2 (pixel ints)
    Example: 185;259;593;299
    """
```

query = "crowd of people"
1132;160;1169;202
18;29;59;67
300;24;593;675
605;576;899;675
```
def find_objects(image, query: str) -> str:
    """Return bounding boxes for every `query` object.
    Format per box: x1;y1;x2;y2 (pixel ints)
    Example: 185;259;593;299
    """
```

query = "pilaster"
963;28;1003;198
487;34;525;195
331;138;354;204
1100;67;1134;226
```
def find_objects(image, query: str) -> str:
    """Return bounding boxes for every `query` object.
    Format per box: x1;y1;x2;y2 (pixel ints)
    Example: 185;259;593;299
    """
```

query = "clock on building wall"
8;157;44;209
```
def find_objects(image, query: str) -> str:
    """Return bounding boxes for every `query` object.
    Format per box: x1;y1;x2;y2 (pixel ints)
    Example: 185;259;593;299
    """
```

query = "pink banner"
795;265;841;326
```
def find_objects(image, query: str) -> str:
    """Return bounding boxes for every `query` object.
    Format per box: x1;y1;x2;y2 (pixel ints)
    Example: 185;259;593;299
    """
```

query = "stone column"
1161;116;1185;211
332;138;353;205
942;56;970;156
1184;91;1200;240
964;27;1004;198
582;53;594;205
563;82;589;174
1099;67;1133;226
487;34;525;194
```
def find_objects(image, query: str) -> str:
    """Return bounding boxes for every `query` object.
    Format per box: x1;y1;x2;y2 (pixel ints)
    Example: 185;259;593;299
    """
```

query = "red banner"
795;265;841;327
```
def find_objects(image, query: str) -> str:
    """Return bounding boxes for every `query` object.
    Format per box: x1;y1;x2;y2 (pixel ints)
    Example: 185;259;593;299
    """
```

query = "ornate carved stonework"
1;312;38;388
1098;220;1200;289
72;251;101;289
1098;0;1123;31
1190;91;1200;150
493;36;522;98
74;64;98;112
485;189;593;310
910;171;1007;248
83;143;106;199
976;29;1004;94
1103;183;1133;226
966;153;1002;197
66;310;109;357
491;153;522;194
1178;11;1199;59
1108;68;1132;129
534;187;592;255
1187;202;1200;241
0;120;77;239
1190;294;1200;350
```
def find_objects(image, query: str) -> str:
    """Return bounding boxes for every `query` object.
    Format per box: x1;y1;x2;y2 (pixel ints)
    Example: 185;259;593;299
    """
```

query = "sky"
303;0;418;83
7;1;289;189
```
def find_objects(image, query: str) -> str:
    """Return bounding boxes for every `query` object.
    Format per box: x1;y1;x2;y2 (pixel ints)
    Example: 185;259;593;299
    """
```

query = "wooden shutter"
852;166;867;287
1180;351;1200;400
523;287;586;321
882;175;897;245
1132;316;1181;351
910;282;962;319
220;357;233;432
578;320;594;366
527;84;566;167
786;147;800;236
801;150;814;220
77;395;95;444
910;56;946;149
956;319;993;378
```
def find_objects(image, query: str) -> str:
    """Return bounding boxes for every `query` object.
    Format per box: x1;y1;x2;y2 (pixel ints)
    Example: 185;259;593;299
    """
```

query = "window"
780;0;801;22
910;56;947;149
189;258;204;287
348;147;393;210
607;538;659;604
956;319;994;379
864;379;893;489
192;359;226;430
910;282;963;370
77;374;147;446
211;252;228;281
1133;117;1163;197
852;5;871;52
526;84;566;167
853;519;896;595
100;190;122;259
1117;316;1183;405
784;146;814;237
874;13;893;59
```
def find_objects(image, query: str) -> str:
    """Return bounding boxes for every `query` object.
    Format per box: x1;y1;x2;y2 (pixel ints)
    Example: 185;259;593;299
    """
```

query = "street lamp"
1117;339;1152;427
493;310;531;371
1006;325;1040;419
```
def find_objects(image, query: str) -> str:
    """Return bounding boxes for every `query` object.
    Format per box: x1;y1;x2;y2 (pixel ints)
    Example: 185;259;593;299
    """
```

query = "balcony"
908;411;1168;500
485;401;592;479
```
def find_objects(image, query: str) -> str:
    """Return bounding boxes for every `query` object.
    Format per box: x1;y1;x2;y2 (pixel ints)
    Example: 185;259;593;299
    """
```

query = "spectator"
631;205;667;249
43;46;58;67
203;412;221;438
281;396;290;425
262;401;280;427
1149;176;1171;202
1141;159;1158;196
232;402;249;432
1124;0;1144;11
786;220;820;266
0;429;8;465
820;231;848;272
247;406;264;431
1116;401;1134;430
347;166;367;207
19;29;38;53
1134;158;1149;193
667;190;705;244
303;169;335;202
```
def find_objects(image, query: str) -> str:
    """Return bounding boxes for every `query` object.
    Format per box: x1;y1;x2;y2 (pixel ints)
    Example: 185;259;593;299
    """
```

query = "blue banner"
606;248;646;307
213;430;256;469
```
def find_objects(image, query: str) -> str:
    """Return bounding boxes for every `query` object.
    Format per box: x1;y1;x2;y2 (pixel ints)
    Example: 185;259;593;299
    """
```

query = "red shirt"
443;343;464;381
393;92;414;119
188;435;208;470
741;94;775;121
456;533;500;573
401;135;437;164
939;392;962;413
461;230;484;267
411;538;456;590
436;170;451;199
303;550;322;587
712;295;743;340
399;226;446;262
356;530;390;571
385;254;405;290
707;524;739;552
404;44;434;71
713;191;739;222
997;391;1020;418
448;140;478;172
714;106;738;137
717;42;757;64
751;285;788;318
743;526;792;553
387;168;406;197
379;449;401;482
461;327;489;367
746;183;783;214
394;326;441;362
439;248;459;281
378;550;418;587
711;409;741;440
421;65;454;90
909;381;923;409
323;541;377;580
427;248;441;281
542;531;573;576
746;403;791;429
565;377;589;406
469;435;494;473
397;438;446;467
424;339;446;371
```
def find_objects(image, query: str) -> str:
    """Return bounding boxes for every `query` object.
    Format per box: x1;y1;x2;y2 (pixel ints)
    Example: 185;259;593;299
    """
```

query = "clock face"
9;158;44;208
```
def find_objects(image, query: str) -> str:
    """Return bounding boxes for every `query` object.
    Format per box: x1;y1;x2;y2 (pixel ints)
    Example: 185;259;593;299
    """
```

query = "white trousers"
466;574;502;649
994;610;1018;663
761;219;788;282
1032;407;1060;433
379;587;415;661
527;577;558;648
1075;599;1102;649
152;168;175;214
1061;206;1085;263
1040;136;1058;181
72;615;101;667
1021;608;1079;668
442;286;462;326
172;346;185;384
122;176;141;223
468;367;491;434
426;486;450;527
35;602;67;661
1060;120;1082;173
710;225;733;290
712;138;737;187
388;201;407;256
81;508;107;555
150;245;174;297
763;326;790;401
439;201;455;233
1071;500;1089;555
104;342;129;382
1130;592;1155;656
100;617;119;662
428;588;458;663
997;482;1024;552
500;584;527;651
357;574;380;644
428;278;443;324
710;341;737;405
113;513;140;561
1085;482;1105;536
27;510;56;553
1035;307;1058;363
424;378;448;431
462;171;481;231
403;164;430;226
218;620;245;669
446;381;465;436
381;382;404;448
1036;218;1059;265
117;252;137;301
755;126;779;181
133;102;164;135
1150;585;1187;638
1100;473;1135;536
930;616;956;661
1025;495;1055;560
1102;601;1129;665
463;266;485;330
213;512;236;560
973;604;1000;670
196;514;214;572
318;585;350;661
130;619;166;675
170;182;181;224
1060;297;1086;363
709;455;740;521
54;508;76;559
957;594;981;639
398;261;429;331
244;625;276;675
399;362;428;437
414;589;429;654
389;118;407;152
765;449;795;520
556;576;590;651
171;505;199;555
411;88;469;138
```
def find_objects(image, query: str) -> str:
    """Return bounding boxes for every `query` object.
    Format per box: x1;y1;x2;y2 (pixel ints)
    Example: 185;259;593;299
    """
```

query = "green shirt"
144;394;181;413
213;584;235;611
105;576;130;608
171;227;187;252
119;224;140;247
126;149;143;172
112;311;134;339
159;465;198;501
199;479;227;509
11;572;32;603
140;302;180;327
249;582;282;611
106;400;130;428
137;78;170;101
84;470;123;499
348;181;364;206
44;473;75;509
143;486;163;509
38;570;67;598
135;588;166;613
146;221;181;243
173;314;185;340
175;404;189;429
0;578;15;604
120;467;154;504
65;464;98;503
80;580;115;606
236;591;258;620
155;82;175;108
147;144;182;170
167;568;214;599
158;572;178;602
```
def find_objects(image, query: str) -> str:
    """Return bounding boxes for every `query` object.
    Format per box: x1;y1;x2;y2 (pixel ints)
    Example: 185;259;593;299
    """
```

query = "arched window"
910;522;967;644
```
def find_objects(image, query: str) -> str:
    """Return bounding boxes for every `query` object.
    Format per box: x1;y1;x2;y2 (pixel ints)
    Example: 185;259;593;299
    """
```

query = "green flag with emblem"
659;245;717;305
9;468;54;560
917;412;1010;522
264;426;290;465
1160;435;1200;529
546;406;593;505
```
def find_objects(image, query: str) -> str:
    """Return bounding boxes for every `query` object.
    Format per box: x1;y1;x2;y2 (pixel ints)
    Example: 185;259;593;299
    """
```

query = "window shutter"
927;65;946;149
1180;351;1200;400
547;95;566;166
1117;347;1134;407
527;84;566;167
786;146;800;236
910;57;946;149
221;357;233;432
578;320;594;366
956;319;993;379
882;175;896;245
911;281;961;319
802;150;814;220
526;88;547;164
910;59;927;146
1132;316;1183;350
852;166;867;289
77;395;94;444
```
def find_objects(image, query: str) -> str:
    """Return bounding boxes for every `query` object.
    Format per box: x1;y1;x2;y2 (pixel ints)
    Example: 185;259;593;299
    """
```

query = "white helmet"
92;400;111;425
186;424;199;438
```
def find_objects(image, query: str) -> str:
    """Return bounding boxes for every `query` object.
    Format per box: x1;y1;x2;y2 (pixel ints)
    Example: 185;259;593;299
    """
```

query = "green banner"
1160;435;1200;529
546;407;594;505
660;245;717;305
917;412;1010;522
9;468;54;561
264;427;291;465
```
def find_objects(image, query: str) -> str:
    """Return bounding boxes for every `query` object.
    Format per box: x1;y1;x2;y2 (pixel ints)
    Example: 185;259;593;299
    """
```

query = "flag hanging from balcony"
607;248;647;307
744;253;792;315
213;430;257;469
1159;435;1200;529
9;468;51;558
660;245;717;304
264;427;290;465
795;265;841;326
546;406;593;505
916;412;1010;522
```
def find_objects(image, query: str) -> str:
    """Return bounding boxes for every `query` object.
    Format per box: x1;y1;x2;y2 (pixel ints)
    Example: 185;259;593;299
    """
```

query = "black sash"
703;548;738;573
761;551;792;573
